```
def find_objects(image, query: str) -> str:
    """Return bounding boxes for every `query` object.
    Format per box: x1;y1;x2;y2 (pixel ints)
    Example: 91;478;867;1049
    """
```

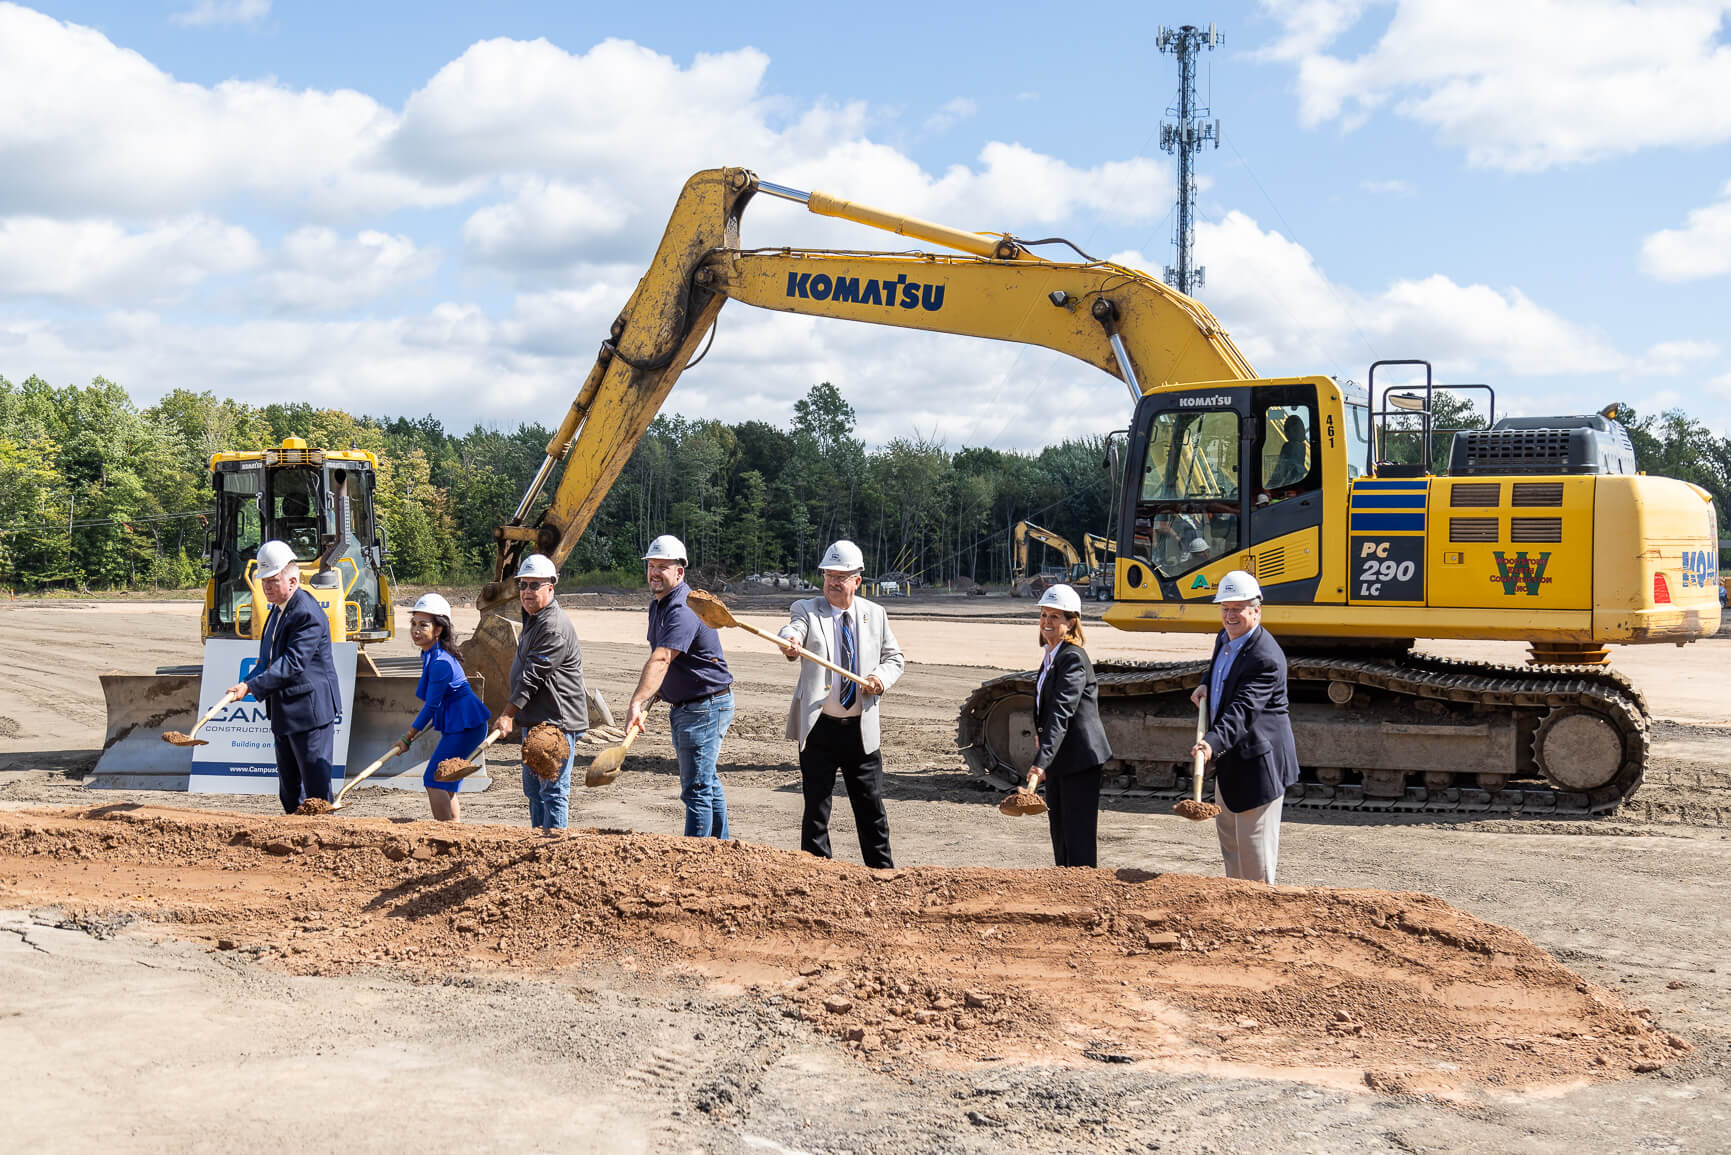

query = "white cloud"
171;0;269;27
1167;210;1627;381
1360;178;1414;195
1260;0;1731;171
253;228;440;313
462;179;635;269
0;215;258;303
1634;339;1721;376
1642;180;1731;281
923;98;977;134
0;3;472;219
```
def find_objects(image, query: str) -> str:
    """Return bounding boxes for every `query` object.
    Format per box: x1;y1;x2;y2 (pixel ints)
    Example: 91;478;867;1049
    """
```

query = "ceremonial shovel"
1173;689;1221;821
685;589;873;691
162;687;244;747
331;747;402;811
433;727;504;783
586;717;642;787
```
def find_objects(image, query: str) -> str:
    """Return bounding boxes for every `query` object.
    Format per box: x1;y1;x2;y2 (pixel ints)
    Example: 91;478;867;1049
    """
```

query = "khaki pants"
1214;784;1284;884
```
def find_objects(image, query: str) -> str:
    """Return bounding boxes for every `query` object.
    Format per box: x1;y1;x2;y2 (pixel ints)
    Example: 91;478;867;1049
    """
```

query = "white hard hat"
412;592;452;618
1036;583;1082;614
1214;570;1263;603
517;554;558;581
641;535;688;564
255;540;298;580
1185;535;1209;553
818;539;865;572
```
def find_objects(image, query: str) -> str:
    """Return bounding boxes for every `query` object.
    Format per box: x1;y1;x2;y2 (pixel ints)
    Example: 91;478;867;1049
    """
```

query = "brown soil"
294;798;332;815
999;788;1047;817
160;731;205;747
0;804;1686;1095
1173;799;1222;821
522;723;568;782
433;757;472;782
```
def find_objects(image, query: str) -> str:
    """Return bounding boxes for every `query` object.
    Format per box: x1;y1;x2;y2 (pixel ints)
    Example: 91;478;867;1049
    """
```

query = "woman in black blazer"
1023;584;1113;867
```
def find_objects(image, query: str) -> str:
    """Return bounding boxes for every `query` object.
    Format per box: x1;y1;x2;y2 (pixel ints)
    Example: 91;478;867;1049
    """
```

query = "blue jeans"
669;691;733;838
521;729;582;829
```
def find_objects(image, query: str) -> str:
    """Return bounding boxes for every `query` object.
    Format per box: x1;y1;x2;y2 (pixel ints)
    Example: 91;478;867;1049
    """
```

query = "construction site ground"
1;593;1727;1154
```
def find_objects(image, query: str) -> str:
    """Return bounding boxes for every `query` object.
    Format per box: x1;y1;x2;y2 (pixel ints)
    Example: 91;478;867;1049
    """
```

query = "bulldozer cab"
1120;379;1343;602
206;440;392;643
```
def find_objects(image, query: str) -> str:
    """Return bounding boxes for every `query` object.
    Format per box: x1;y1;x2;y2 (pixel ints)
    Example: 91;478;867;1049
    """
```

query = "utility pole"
1157;23;1222;297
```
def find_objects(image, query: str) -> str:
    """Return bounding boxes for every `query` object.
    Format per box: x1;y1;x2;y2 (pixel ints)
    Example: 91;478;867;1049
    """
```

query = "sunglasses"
518;580;551;592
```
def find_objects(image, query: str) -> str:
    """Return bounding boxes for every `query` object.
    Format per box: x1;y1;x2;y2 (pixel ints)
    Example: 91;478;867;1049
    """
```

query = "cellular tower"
1157;23;1222;297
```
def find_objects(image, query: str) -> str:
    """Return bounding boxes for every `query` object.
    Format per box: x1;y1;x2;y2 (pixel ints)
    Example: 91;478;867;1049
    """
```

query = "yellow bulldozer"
92;438;427;787
440;167;1716;815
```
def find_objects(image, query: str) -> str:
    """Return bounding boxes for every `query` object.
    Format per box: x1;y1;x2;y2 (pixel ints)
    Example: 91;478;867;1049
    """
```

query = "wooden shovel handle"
470;727;507;762
188;687;245;740
1191;690;1209;804
334;748;396;807
734;619;874;689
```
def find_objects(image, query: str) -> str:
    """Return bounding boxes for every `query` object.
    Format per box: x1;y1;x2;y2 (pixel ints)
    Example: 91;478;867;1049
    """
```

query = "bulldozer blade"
92;667;494;793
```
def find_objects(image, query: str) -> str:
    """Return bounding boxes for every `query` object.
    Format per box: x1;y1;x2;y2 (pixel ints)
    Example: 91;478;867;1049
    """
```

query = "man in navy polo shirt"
624;534;735;839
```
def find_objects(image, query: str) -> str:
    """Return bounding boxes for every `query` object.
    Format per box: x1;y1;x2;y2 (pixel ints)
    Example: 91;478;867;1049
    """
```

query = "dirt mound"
294;798;332;815
523;723;569;782
0;805;1689;1093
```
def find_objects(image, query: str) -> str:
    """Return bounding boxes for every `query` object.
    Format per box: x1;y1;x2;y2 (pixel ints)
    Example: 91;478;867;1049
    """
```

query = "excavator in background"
463;167;1719;814
92;438;424;787
1082;534;1116;600
1010;521;1084;598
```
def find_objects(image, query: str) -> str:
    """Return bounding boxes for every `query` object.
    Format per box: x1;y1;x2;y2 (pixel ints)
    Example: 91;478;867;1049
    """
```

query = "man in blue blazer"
227;539;342;814
1189;570;1299;883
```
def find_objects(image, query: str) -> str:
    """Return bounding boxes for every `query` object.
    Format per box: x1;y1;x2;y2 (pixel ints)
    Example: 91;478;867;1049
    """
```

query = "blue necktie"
838;614;857;709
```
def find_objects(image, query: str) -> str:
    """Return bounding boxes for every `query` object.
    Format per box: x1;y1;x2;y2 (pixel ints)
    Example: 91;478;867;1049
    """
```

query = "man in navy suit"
1189;570;1300;883
227;539;342;814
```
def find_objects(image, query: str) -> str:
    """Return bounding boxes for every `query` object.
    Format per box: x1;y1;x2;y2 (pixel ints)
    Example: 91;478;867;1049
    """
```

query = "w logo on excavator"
1492;551;1552;595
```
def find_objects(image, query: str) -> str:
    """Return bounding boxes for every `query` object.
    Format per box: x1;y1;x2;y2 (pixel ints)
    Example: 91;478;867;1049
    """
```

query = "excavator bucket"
91;664;490;791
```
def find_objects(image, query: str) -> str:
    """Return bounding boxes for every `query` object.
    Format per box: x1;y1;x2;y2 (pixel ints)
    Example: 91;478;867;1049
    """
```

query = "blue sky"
3;0;1728;449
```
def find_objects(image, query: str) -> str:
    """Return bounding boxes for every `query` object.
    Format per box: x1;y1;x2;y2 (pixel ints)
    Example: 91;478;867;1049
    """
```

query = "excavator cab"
1118;379;1335;604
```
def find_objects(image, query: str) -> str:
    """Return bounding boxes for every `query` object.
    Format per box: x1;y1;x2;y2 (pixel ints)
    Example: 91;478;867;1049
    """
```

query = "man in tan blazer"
776;539;905;867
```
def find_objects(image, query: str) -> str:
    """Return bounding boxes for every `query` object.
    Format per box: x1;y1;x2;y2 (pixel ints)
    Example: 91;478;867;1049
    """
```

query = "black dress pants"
799;715;894;868
1045;763;1103;867
274;723;335;815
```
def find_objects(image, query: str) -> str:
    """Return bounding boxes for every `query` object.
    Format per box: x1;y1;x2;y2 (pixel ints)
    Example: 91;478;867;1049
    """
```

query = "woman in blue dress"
391;593;490;822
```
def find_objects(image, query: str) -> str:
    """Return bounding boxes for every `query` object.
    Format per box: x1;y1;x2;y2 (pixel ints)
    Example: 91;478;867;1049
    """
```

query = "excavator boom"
476;167;1253;617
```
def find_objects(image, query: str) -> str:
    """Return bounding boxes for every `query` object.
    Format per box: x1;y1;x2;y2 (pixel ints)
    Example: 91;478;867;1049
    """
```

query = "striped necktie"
837;613;857;709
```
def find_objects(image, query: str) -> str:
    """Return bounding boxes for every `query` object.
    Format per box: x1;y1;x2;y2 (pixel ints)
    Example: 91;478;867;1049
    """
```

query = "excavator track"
957;651;1649;816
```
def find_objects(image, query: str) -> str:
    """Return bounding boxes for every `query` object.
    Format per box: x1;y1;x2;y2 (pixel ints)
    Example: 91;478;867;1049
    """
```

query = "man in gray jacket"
495;553;588;833
776;540;905;867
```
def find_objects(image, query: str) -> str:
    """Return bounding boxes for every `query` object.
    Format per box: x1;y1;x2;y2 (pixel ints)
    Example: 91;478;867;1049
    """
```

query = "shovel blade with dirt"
586;719;642;787
998;787;1047;817
162;687;243;747
434;727;504;784
1173;689;1221;822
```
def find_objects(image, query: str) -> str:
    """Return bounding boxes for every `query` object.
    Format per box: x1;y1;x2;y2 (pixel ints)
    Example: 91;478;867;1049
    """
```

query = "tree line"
3;373;1728;594
0;376;1117;592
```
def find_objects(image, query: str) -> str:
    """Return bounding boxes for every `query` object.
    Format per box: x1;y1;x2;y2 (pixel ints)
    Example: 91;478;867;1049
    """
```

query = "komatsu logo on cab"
1178;395;1231;408
785;272;945;311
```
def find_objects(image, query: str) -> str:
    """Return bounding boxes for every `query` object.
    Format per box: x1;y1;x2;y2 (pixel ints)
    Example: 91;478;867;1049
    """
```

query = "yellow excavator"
1082;533;1116;600
93;438;424;787
463;167;1718;814
1010;521;1084;598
